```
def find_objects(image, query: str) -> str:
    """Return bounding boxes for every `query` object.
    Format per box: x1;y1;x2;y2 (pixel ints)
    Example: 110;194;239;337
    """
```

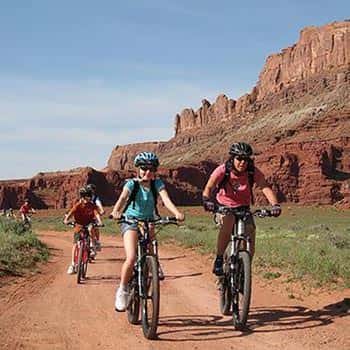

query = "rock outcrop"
173;21;350;136
105;20;350;208
1;20;349;209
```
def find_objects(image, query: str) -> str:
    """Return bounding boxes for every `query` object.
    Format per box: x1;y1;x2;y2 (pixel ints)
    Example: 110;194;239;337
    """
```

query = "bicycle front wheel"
141;256;160;339
219;253;232;315
76;244;84;284
82;245;89;279
127;276;140;325
232;250;251;330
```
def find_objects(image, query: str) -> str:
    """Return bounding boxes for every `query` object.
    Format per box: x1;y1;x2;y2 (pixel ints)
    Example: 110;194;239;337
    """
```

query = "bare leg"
217;214;235;256
120;230;138;288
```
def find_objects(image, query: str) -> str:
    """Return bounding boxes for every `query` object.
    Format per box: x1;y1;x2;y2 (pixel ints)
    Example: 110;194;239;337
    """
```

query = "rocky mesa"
1;20;349;209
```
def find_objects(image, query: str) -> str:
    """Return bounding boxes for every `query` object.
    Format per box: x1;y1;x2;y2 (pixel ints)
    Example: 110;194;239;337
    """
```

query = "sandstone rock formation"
1;20;349;209
106;20;350;208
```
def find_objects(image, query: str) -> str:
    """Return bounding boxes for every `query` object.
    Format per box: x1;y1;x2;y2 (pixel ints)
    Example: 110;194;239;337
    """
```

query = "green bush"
0;218;49;277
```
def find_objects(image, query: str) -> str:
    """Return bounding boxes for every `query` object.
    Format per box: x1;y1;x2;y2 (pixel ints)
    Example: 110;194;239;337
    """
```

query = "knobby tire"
232;250;251;330
127;275;140;325
76;243;84;284
220;253;232;316
141;256;160;339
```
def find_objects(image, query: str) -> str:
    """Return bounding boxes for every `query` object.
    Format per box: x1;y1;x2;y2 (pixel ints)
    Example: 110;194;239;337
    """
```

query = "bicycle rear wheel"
141;256;160;339
127;275;140;325
232;250;251;330
219;253;232;315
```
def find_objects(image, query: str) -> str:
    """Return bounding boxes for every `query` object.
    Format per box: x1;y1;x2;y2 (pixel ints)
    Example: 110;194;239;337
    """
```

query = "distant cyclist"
86;183;105;252
6;208;16;219
202;142;281;276
64;187;103;275
19;198;36;223
110;151;185;311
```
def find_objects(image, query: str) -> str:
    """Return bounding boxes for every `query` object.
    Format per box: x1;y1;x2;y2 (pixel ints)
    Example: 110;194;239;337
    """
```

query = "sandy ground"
0;230;349;350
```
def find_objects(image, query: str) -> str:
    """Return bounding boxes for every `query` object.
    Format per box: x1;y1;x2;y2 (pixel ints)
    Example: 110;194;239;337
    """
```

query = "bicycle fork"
230;219;251;295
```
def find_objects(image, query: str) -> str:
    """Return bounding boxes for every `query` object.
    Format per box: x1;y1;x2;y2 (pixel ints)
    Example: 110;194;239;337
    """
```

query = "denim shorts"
120;222;138;236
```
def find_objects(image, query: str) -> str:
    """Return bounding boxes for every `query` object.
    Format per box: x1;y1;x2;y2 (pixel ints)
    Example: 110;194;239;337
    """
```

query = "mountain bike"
117;215;178;339
212;205;273;330
22;213;33;230
66;222;103;284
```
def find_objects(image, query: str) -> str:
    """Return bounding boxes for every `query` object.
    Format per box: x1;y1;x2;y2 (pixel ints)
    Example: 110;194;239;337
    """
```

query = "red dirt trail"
0;231;349;350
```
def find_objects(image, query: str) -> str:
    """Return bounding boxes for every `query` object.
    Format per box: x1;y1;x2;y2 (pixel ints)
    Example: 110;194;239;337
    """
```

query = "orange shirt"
67;201;98;226
20;203;32;214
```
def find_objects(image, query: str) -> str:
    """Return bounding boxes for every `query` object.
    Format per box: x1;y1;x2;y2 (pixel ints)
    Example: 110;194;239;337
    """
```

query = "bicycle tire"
76;244;84;284
219;254;232;315
127;276;140;324
232;250;251;330
82;245;89;279
141;256;160;339
23;219;31;230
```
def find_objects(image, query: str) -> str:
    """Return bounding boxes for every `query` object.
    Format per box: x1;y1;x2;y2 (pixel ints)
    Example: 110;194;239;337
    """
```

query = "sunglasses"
235;156;250;162
140;166;157;172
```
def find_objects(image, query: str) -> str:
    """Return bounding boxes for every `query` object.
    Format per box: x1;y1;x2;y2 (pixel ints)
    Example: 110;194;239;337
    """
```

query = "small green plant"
263;271;282;280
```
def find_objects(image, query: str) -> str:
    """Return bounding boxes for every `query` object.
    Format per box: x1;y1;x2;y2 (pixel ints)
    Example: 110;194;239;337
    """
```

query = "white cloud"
0;76;222;179
0;77;220;123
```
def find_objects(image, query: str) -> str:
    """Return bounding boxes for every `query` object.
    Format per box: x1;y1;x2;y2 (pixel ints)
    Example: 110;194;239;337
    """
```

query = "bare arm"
158;189;184;221
256;177;279;206
64;206;76;224
96;200;105;215
94;211;103;226
111;187;130;219
202;175;218;199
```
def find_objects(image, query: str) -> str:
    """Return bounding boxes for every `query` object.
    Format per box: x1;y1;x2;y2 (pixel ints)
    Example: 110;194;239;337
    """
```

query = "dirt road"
0;231;349;349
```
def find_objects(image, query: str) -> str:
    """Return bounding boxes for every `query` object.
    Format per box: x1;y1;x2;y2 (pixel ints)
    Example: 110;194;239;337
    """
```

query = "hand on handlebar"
270;204;282;217
203;198;216;212
175;212;185;222
109;211;123;220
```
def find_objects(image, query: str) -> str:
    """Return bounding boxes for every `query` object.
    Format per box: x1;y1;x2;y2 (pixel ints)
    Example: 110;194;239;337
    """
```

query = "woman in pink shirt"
202;142;281;276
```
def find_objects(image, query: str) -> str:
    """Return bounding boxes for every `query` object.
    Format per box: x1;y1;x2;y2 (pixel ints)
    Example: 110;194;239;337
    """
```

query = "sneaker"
95;240;102;252
67;264;75;275
90;247;96;259
158;264;165;281
212;256;224;276
115;287;130;312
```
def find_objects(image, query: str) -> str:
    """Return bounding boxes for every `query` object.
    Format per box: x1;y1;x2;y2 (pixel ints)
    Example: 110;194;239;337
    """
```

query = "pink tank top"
210;164;264;207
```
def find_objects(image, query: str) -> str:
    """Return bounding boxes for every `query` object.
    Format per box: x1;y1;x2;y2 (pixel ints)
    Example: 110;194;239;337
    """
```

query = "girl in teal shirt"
111;152;184;311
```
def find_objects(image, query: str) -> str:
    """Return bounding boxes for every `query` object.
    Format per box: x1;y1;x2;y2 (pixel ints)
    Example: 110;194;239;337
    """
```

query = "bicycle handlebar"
213;205;273;218
64;222;104;228
109;214;178;225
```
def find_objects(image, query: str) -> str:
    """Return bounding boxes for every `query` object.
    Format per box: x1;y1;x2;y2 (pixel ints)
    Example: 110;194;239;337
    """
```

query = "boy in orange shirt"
64;187;103;274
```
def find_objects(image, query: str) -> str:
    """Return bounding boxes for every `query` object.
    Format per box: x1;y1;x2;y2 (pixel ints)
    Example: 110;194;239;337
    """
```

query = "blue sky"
1;0;349;179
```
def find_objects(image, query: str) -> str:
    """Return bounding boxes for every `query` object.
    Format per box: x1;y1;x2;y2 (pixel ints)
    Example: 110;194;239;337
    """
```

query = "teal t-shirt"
124;178;165;219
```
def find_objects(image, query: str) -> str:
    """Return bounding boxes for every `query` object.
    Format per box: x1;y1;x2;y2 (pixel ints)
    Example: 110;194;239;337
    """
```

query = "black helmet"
229;142;253;157
79;187;92;198
86;184;96;192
